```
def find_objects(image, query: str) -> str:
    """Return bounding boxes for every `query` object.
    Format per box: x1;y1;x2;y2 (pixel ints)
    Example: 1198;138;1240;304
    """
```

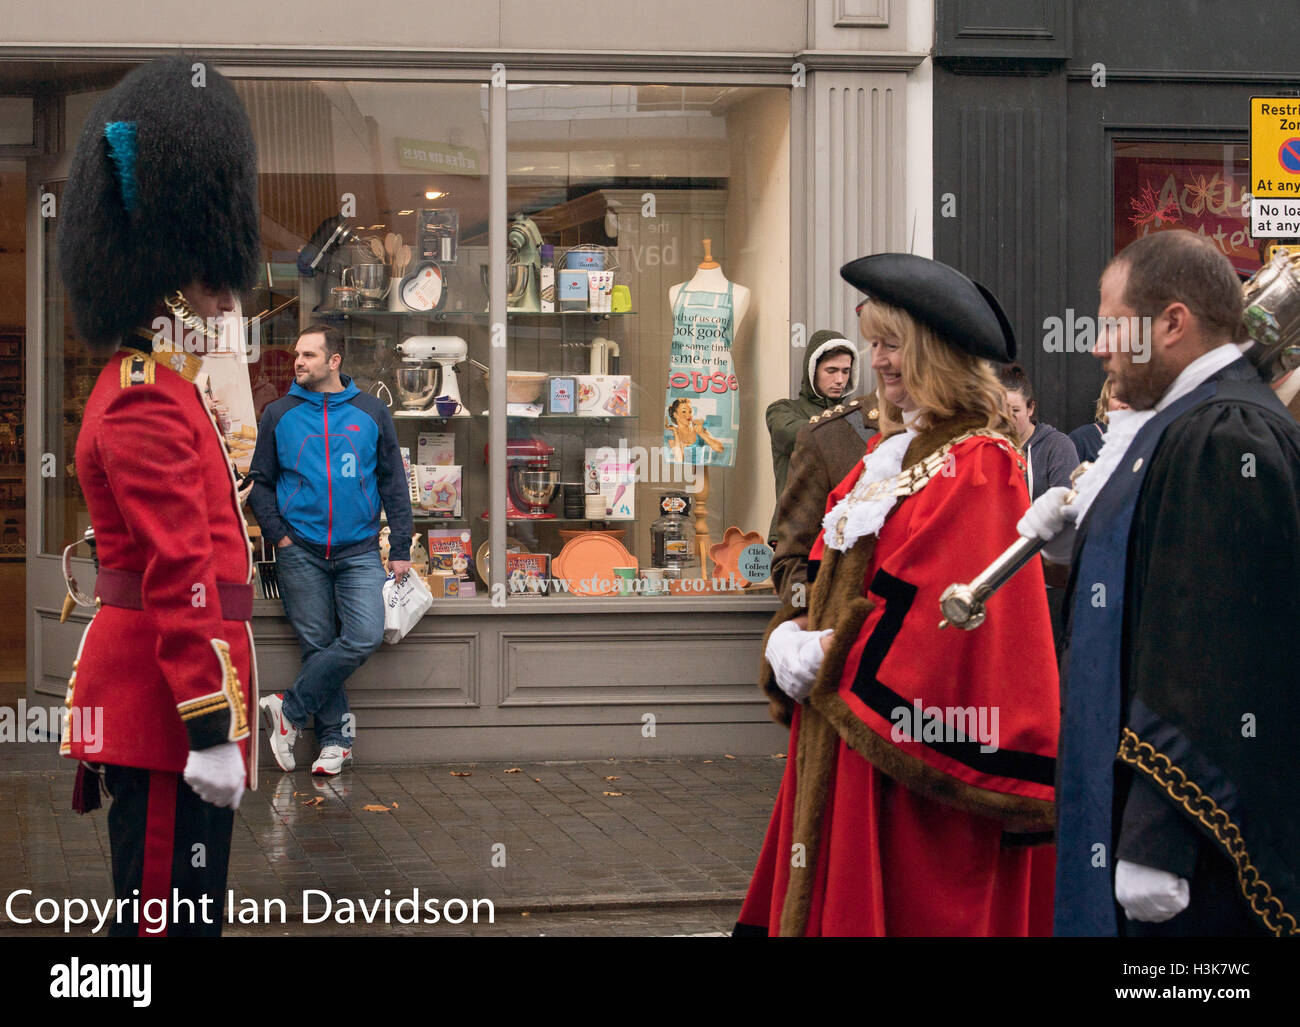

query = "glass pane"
44;77;492;586
0;98;34;146
42;179;97;554
1113;140;1260;277
505;84;789;599
233;80;491;594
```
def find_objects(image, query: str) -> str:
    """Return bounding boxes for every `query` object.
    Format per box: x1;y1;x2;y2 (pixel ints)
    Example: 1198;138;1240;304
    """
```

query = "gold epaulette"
119;351;156;387
809;398;878;428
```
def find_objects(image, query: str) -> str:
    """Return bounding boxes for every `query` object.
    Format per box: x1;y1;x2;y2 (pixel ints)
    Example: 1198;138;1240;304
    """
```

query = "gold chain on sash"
829;429;1018;549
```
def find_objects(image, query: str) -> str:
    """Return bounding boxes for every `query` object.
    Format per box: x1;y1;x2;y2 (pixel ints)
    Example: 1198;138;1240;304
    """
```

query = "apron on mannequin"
662;282;739;467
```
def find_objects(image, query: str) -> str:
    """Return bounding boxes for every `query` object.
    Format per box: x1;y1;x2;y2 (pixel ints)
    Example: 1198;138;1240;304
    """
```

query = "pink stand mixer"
483;438;559;519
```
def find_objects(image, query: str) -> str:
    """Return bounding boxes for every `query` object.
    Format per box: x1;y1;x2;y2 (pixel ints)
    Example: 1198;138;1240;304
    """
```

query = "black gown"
1062;360;1300;937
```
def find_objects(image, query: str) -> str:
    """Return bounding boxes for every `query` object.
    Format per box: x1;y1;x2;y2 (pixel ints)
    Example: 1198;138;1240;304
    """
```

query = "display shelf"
324;309;490;321
491;413;636;423
392;410;471;420
507;311;636;318
499;517;635;525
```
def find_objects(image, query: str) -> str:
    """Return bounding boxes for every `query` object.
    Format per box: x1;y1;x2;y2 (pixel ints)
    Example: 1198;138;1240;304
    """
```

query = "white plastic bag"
382;571;433;644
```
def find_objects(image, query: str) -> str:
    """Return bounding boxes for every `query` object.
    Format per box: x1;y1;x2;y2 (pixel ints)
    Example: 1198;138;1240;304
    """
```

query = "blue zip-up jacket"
248;375;412;561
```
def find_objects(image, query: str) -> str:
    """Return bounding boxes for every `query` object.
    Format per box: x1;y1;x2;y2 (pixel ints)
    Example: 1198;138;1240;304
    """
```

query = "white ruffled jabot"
822;428;918;552
1069;408;1156;525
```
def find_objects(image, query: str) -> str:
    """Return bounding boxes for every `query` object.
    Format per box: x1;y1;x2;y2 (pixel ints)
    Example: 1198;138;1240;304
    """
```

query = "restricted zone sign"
1250;96;1300;237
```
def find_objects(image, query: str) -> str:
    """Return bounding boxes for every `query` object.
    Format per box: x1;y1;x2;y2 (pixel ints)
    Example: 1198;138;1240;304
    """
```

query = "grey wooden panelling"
935;0;1072;60
500;629;764;706
797;71;908;396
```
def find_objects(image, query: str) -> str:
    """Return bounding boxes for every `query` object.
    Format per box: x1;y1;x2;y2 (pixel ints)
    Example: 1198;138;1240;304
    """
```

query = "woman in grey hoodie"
997;363;1077;499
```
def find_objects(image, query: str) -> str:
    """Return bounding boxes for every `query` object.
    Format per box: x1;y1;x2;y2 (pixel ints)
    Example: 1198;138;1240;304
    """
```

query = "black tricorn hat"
58;56;260;350
840;253;1016;363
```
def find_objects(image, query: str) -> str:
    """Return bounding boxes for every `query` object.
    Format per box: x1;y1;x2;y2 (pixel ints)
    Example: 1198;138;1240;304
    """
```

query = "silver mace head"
938;582;986;631
937;461;1090;632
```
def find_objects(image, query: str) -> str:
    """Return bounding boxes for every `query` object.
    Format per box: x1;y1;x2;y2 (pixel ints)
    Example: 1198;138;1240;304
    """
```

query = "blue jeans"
274;544;386;748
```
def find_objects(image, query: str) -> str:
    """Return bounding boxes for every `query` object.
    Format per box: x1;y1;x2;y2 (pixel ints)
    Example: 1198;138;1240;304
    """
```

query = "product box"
399;446;420;505
414;465;462;517
548;376;576;414
417;431;455;466
426;570;460;598
540;264;555;313
583;446;636;520
426;528;472;579
575;375;631;417
506;552;550;598
558;270;588;311
587;270;614;313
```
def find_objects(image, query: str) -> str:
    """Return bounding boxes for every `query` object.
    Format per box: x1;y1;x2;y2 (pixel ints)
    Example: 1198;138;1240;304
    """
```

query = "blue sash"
1053;380;1220;936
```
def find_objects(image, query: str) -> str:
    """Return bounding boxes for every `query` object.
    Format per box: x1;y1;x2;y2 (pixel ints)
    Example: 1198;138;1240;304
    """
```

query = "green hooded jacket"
765;329;860;538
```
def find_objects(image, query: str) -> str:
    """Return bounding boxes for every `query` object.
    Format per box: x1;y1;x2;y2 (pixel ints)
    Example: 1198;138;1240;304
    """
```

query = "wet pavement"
0;746;786;936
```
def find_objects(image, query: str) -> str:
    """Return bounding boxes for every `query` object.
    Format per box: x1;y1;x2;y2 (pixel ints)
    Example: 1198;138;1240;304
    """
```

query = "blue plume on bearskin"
102;121;139;213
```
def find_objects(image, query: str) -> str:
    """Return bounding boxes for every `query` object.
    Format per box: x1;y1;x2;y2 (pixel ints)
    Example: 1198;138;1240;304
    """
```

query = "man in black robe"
1020;230;1300;936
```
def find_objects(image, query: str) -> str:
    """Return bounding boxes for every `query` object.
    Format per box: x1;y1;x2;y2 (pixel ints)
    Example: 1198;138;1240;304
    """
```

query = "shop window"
1113;140;1261;276
503;84;789;600
41;75;791;604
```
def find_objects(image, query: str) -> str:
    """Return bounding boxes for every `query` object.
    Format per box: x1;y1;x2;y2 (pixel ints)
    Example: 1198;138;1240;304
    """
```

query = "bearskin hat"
58;56;260;351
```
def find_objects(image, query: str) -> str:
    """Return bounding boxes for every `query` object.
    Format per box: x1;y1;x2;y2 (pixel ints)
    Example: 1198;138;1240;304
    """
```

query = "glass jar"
651;491;698;577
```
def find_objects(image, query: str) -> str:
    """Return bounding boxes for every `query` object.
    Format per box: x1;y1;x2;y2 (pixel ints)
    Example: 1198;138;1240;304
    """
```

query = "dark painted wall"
934;0;1300;435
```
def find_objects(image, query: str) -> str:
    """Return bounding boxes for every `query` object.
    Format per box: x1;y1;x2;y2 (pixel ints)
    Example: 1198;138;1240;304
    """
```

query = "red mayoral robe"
738;420;1059;936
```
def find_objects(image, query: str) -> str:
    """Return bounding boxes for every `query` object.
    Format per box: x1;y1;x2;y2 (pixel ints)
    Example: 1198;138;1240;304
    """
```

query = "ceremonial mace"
938;464;1088;631
938;245;1300;631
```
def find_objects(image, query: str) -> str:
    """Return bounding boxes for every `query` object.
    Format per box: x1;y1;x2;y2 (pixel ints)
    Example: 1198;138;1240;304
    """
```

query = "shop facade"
9;3;933;760
932;0;1294;432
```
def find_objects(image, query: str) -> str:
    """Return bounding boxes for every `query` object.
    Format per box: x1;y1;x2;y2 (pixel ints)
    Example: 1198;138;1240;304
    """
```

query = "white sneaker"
312;745;353;776
259;692;298;773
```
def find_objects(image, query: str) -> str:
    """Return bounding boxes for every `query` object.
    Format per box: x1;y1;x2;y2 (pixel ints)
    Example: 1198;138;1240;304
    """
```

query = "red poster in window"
1113;142;1263;278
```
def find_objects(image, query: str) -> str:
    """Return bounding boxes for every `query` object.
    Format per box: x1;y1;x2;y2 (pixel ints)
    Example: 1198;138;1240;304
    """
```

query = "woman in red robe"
737;255;1059;937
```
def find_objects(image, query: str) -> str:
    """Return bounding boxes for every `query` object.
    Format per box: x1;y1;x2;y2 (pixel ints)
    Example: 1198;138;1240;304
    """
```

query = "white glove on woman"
183;742;246;809
1114;858;1190;922
766;620;833;703
1016;485;1078;564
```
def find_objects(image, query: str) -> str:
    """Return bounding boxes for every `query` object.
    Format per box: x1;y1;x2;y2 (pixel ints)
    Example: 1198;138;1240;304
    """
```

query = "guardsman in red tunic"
56;56;262;937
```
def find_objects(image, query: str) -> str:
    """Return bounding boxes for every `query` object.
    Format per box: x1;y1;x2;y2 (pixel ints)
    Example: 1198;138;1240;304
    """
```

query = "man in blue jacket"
248;323;412;776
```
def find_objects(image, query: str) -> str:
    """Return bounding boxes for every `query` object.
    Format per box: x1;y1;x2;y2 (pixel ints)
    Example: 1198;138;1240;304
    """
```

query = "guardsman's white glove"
766;621;833;703
183;742;246;809
1115;859;1190;922
1016;485;1078;564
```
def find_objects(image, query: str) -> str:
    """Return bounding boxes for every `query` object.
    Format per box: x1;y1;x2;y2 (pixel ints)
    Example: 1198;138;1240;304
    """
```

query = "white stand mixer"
394;336;468;417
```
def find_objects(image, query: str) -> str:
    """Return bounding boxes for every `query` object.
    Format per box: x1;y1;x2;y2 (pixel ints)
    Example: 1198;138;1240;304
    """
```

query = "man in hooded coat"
766;330;860;541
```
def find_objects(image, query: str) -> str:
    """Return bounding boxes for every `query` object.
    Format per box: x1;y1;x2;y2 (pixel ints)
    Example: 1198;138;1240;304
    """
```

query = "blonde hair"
1095;376;1114;424
860;299;1016;439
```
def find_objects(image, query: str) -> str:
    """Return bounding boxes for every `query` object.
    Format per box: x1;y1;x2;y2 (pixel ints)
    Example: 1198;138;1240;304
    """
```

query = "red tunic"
62;345;257;779
739;433;1058;936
